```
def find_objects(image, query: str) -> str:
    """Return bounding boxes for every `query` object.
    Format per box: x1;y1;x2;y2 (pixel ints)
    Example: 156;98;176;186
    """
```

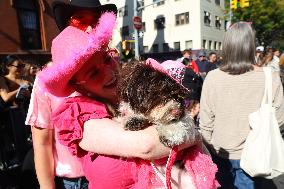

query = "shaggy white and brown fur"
118;61;199;148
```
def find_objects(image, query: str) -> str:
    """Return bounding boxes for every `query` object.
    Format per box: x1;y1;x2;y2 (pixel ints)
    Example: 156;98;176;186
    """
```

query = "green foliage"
231;0;284;47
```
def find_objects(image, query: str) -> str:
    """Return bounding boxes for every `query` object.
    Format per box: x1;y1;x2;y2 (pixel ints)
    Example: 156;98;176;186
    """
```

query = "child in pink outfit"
38;12;167;189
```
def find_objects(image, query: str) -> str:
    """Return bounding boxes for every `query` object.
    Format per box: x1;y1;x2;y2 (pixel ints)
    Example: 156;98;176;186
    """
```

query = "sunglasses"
10;64;25;68
69;13;100;32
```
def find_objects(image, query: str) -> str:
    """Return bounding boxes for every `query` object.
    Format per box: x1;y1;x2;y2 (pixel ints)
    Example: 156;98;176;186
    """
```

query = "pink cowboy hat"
145;58;189;91
38;12;116;97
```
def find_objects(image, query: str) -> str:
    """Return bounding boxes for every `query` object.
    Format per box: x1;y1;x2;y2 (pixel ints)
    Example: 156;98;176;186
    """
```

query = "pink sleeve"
52;97;110;157
25;78;53;129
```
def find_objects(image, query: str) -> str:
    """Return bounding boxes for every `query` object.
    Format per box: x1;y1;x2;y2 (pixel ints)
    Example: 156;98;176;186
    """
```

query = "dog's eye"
171;119;177;122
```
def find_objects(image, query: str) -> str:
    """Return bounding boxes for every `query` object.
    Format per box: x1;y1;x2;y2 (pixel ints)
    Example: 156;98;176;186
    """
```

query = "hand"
16;85;31;99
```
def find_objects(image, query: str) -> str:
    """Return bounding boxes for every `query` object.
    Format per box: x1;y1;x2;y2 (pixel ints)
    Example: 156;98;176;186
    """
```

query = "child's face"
72;49;120;104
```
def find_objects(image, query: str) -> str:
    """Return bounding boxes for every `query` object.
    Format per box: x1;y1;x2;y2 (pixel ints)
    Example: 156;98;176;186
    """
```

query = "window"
215;0;220;5
17;9;41;49
154;17;165;30
118;6;128;17
175;12;189;26
142;22;146;32
174;42;180;51
18;10;37;29
163;43;169;52
153;0;165;6
215;16;221;29
214;41;217;50
203;40;207;49
209;40;212;50
152;44;159;53
218;42;222;50
224;20;229;30
143;46;149;53
185;40;193;49
204;11;211;26
121;26;129;37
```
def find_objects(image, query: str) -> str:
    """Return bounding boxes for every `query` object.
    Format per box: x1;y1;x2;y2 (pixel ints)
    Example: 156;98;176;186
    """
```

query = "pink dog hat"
38;12;116;97
145;58;188;91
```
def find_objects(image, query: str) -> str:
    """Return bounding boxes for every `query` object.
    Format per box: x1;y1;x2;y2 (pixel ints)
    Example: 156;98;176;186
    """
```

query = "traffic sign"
133;16;142;30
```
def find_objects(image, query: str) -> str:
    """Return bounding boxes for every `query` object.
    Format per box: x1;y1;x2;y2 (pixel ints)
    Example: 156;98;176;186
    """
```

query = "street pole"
133;0;139;59
229;0;232;29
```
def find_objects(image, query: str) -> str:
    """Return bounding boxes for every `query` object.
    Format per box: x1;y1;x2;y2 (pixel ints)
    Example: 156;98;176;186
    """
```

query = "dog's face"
119;100;185;131
118;62;197;147
148;100;184;125
120;99;196;148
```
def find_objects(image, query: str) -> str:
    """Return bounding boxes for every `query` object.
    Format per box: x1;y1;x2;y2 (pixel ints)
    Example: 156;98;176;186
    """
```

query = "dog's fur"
118;61;199;147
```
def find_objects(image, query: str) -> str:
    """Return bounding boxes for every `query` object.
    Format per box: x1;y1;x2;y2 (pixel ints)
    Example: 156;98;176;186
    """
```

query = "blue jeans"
212;154;255;189
55;176;88;189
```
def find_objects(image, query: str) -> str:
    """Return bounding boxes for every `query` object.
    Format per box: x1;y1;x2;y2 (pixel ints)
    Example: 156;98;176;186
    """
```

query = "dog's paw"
124;116;150;131
159;135;178;148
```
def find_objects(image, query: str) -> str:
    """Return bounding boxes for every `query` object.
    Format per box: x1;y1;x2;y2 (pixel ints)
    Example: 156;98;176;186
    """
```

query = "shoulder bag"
240;67;284;179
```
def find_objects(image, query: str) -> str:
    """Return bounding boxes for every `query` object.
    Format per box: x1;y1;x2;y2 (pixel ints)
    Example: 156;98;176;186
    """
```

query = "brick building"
0;0;59;66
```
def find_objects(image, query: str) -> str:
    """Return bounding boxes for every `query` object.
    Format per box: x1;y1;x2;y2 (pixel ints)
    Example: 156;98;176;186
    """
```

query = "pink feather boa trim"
38;12;116;96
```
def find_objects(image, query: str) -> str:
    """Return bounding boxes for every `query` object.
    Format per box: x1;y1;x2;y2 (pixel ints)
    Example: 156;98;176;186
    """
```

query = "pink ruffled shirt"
52;96;165;189
25;78;84;178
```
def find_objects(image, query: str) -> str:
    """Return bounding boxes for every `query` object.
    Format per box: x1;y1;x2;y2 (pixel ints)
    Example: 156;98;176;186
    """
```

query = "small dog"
117;61;219;189
118;61;200;148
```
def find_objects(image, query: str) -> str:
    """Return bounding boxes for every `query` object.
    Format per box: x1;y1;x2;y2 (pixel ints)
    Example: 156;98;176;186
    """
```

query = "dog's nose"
170;109;182;117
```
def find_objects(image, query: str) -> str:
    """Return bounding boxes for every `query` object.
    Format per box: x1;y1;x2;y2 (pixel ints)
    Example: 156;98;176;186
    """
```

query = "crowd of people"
1;0;284;189
0;55;40;188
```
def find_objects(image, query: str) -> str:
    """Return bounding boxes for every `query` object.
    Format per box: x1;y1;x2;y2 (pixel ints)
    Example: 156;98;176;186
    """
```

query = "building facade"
0;0;226;64
0;0;59;65
103;0;226;58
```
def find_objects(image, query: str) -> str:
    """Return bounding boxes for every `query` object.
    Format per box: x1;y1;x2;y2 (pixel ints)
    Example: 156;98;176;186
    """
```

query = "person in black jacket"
182;66;203;125
195;50;210;80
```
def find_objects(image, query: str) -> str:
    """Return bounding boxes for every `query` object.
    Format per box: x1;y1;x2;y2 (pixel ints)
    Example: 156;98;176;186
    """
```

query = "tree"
231;0;284;48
